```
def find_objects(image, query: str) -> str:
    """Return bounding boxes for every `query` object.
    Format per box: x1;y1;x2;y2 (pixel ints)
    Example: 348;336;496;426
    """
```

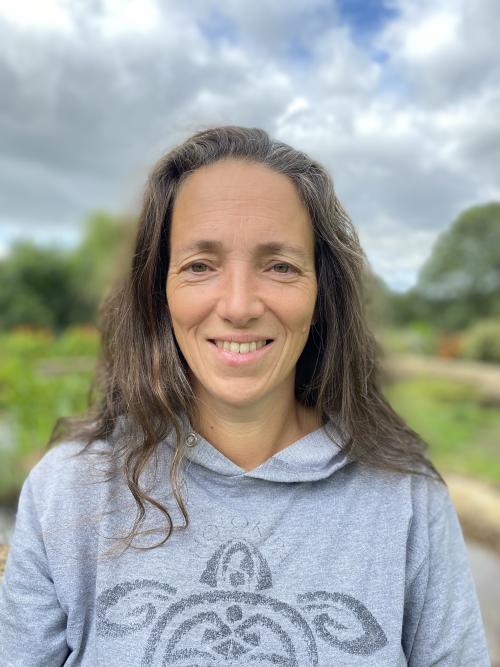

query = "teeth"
215;340;268;353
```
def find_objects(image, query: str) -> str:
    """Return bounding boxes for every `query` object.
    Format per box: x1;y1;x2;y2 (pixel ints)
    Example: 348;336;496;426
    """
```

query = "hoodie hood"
169;411;350;483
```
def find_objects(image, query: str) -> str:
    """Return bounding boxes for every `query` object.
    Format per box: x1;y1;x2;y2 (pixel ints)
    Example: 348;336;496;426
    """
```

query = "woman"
0;126;489;665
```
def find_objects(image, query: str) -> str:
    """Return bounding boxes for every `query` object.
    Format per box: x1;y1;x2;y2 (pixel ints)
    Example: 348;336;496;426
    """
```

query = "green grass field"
384;377;500;485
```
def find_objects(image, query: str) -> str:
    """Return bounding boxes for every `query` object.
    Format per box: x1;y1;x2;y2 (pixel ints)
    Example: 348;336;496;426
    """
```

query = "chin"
209;387;267;407
218;393;262;406
194;376;270;406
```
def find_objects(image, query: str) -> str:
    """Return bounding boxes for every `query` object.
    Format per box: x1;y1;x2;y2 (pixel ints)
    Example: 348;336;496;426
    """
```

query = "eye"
270;262;298;274
185;262;210;273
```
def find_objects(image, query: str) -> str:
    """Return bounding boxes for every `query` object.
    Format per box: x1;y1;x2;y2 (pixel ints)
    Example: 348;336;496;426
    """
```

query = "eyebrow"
175;240;308;262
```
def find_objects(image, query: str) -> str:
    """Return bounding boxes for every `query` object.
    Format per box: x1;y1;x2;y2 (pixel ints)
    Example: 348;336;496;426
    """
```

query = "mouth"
208;338;274;352
207;339;274;365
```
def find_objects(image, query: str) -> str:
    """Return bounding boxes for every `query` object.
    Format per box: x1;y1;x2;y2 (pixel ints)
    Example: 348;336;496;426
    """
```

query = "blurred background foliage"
0;211;135;331
0;202;499;505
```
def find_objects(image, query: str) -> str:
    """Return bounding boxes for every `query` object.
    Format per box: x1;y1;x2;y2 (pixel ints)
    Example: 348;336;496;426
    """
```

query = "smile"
208;339;274;366
212;339;272;353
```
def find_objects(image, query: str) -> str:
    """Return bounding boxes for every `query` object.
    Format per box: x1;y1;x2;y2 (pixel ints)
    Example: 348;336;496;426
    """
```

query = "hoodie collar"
169;411;349;483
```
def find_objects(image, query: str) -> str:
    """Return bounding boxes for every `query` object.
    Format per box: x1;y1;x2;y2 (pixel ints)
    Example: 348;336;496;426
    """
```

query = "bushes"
379;319;500;365
377;322;437;356
461;319;500;364
0;327;99;505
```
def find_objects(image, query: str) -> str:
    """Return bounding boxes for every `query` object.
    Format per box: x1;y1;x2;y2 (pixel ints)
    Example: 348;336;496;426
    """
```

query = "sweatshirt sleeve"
403;487;491;666
0;474;70;667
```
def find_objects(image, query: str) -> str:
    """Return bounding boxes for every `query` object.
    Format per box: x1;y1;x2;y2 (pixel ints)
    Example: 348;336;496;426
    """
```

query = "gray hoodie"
0;414;491;666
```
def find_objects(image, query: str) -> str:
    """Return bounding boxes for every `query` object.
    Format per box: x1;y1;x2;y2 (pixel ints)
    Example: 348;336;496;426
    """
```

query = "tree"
0;242;92;331
0;211;134;331
68;211;134;311
414;203;500;331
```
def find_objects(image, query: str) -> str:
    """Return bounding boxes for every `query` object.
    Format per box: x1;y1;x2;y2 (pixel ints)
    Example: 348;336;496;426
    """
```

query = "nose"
215;262;265;325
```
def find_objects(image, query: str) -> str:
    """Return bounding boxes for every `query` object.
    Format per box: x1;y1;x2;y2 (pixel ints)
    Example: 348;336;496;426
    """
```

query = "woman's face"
166;158;317;410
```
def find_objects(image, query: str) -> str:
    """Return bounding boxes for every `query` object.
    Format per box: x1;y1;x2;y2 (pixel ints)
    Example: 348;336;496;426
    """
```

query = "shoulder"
29;438;112;482
339;461;452;557
23;438;114;522
341;459;449;513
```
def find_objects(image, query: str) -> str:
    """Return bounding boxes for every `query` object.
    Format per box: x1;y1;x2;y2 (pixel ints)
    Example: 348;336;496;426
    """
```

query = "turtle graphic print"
96;538;388;665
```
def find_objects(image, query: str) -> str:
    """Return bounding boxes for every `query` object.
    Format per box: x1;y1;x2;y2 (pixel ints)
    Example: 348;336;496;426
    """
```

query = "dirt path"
445;473;500;554
384;353;500;402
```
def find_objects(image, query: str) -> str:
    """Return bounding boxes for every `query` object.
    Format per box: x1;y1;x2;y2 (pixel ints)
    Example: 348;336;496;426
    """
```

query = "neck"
188;384;323;472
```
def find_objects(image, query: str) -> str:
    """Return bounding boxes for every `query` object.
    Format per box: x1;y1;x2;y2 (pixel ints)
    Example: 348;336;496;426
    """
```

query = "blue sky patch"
198;9;238;44
336;0;398;37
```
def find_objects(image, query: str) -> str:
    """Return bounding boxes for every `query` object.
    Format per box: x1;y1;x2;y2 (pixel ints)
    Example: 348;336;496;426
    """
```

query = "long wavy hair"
46;125;443;557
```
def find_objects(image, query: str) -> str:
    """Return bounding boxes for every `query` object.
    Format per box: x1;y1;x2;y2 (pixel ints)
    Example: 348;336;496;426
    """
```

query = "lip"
208;339;274;366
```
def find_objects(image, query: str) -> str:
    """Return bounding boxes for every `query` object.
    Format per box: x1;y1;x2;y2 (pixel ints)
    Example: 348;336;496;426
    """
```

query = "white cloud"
359;215;439;292
393;9;459;60
378;0;500;104
97;0;162;38
0;0;73;33
0;0;498;291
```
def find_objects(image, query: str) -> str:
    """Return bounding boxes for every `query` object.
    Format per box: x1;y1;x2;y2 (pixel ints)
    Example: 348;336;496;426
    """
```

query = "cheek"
277;289;316;321
166;283;212;328
166;285;187;331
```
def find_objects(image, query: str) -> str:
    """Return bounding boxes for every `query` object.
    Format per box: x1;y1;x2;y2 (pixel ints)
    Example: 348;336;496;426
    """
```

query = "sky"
1;0;499;291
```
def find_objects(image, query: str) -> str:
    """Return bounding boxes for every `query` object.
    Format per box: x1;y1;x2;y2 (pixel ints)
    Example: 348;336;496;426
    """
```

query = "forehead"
175;158;301;200
172;159;309;225
170;159;314;253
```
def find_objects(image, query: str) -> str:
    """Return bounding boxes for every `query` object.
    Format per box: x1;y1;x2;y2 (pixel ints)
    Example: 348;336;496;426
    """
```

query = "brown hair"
45;125;443;556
